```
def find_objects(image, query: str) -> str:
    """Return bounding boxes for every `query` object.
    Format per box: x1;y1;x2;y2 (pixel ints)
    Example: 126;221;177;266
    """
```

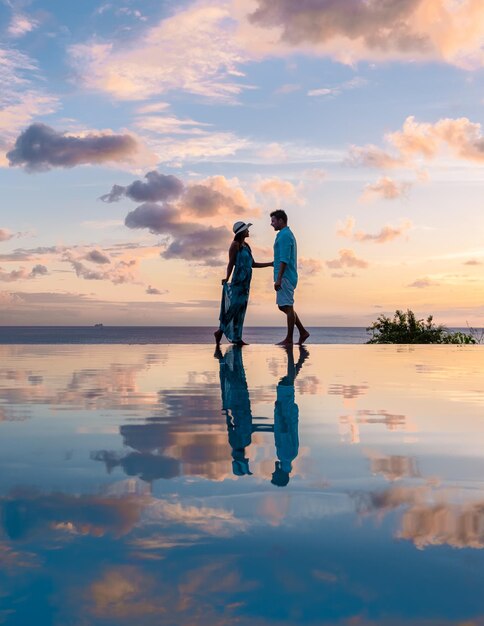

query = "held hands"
221;278;228;285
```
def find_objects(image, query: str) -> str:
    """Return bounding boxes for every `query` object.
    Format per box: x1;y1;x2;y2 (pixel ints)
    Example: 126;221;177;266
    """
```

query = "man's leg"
277;305;295;345
294;311;310;344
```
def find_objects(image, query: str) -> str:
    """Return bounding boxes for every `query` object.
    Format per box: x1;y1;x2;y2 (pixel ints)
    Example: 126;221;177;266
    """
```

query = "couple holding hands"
214;209;310;347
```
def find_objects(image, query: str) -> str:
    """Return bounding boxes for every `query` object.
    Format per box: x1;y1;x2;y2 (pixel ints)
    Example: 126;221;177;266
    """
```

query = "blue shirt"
274;226;298;287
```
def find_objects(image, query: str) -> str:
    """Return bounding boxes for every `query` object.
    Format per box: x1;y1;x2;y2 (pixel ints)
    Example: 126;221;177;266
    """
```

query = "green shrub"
366;309;477;344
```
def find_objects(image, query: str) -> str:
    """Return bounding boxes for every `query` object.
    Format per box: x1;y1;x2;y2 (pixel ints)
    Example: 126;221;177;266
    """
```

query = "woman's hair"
233;230;251;253
233;230;247;244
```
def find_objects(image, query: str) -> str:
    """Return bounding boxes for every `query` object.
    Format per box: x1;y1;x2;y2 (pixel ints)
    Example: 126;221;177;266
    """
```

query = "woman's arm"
252;261;274;268
222;242;238;284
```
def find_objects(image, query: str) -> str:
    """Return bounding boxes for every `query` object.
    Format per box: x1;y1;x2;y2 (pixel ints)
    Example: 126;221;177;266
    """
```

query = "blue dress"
219;244;253;343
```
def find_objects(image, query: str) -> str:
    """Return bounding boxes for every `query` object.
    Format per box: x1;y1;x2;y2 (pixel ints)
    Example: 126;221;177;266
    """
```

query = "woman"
215;221;273;345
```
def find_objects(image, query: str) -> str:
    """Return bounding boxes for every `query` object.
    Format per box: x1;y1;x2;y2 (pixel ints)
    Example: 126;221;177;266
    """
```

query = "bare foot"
298;330;310;345
214;329;223;344
276;339;293;346
233;340;249;346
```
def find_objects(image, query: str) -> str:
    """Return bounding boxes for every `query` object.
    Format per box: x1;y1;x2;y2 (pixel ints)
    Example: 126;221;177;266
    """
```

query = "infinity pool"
1;344;484;625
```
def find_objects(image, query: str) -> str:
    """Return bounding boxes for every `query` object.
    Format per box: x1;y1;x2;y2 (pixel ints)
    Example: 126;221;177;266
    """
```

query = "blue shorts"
276;277;295;307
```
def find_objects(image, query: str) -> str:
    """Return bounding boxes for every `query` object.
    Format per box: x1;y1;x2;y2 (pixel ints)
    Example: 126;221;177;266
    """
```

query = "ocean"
0;326;369;344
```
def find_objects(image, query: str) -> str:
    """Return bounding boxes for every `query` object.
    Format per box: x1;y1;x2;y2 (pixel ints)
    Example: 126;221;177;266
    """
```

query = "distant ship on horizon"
94;323;104;328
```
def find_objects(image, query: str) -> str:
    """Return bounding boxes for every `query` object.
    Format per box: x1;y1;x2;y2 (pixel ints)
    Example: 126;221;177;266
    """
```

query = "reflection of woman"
216;345;253;476
215;221;273;346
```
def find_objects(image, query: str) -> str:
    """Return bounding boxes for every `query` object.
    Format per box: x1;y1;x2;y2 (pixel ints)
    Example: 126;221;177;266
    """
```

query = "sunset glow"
2;0;484;325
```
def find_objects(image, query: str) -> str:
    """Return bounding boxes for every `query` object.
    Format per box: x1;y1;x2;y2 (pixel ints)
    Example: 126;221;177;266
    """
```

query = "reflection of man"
271;346;309;487
216;345;253;476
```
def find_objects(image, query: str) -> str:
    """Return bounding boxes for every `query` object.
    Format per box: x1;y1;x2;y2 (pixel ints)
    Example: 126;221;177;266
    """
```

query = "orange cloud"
69;4;250;102
256;177;300;204
238;0;484;69
337;217;412;244
326;249;369;270
298;257;323;277
360;176;412;202
349;116;484;172
408;277;440;288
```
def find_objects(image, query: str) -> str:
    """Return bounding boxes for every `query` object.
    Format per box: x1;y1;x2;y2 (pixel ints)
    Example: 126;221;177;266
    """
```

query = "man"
271;345;308;487
271;209;310;346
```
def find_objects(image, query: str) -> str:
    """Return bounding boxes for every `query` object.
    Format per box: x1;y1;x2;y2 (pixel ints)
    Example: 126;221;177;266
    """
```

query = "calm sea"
0;326;369;344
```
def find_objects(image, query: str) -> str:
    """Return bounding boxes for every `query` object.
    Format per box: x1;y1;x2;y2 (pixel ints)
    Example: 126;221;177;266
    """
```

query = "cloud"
337;217;412;244
1;492;144;540
135;113;212;135
100;171;185;203
103;170;257;265
347;145;404;170
360;176;411;202
0;291;22;306
8;13;39;37
298;257;322;277
356;224;411;244
162;226;228;265
0;291;223;325
146;286;166;295
180;175;256;217
464;259;482;266
242;0;484;69
307;77;367;98
124;202;229;265
329;383;368;400
7;123;140;172
275;83;301;94
357;485;484;550
304;168;327;181
307;87;337;97
124;202;183;235
30;264;48;277
256;177;300;204
326;249;369;269
0;245;66;262
330;271;356;279
407;277;440;288
69;3;250;102
349;116;484;173
63;248;140;285
145;130;249;164
132;106;249;165
0;264;48;282
356;409;408;431
257;142;287;161
0;47;59;166
368;453;420;482
0;229;14;242
84;250;111;264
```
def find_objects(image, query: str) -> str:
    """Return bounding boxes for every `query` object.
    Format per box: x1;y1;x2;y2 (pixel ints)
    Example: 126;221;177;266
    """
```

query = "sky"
2;0;484;326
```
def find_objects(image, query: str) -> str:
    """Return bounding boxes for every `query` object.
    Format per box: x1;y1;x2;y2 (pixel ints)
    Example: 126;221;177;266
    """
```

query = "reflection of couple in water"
215;343;309;487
